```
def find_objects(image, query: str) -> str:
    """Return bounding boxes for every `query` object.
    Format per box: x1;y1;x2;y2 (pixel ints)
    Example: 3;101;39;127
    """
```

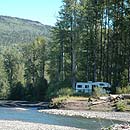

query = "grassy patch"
49;96;68;108
115;100;127;111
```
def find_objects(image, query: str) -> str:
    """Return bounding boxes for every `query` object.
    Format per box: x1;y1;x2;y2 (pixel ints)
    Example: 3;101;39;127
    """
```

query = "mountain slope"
0;15;52;45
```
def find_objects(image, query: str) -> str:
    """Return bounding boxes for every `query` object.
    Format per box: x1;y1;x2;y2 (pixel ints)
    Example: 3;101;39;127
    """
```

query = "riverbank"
0;100;49;108
39;109;130;122
0;120;85;130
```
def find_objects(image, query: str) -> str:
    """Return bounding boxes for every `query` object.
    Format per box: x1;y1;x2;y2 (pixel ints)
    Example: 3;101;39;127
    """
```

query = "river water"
0;107;125;130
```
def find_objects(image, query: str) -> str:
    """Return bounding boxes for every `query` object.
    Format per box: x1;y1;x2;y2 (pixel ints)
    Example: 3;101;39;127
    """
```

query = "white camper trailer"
75;81;111;94
75;82;92;93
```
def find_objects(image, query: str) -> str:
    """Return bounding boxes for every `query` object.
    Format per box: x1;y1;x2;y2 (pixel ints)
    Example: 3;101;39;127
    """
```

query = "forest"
0;0;130;100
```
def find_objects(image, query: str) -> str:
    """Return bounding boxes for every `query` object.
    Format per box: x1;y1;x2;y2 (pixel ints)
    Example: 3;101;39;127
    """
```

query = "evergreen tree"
0;56;10;99
3;48;25;99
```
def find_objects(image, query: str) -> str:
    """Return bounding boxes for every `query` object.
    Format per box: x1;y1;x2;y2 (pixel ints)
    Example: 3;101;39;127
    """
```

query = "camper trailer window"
77;85;82;88
85;85;89;88
92;85;96;87
99;83;105;86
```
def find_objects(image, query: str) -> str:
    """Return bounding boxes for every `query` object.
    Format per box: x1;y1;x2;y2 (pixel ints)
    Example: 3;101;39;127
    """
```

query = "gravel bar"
39;109;130;122
0;120;85;130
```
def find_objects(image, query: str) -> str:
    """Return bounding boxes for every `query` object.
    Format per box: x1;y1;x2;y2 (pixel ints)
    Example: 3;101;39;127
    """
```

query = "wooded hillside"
0;15;51;45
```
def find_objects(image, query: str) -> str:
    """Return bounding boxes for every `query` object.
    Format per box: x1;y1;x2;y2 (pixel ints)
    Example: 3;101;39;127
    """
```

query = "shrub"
93;87;107;98
46;80;72;100
116;86;130;94
73;91;90;97
49;96;67;108
116;100;127;111
56;88;74;97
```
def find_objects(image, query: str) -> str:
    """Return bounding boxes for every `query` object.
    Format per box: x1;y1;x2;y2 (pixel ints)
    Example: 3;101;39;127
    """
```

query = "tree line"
0;37;48;100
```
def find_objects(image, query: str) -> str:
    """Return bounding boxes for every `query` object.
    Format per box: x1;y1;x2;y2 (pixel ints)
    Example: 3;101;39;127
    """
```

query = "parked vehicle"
75;81;111;94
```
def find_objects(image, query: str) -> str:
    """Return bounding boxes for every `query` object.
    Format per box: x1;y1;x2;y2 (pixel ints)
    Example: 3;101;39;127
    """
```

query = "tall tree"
0;56;10;99
23;37;47;100
3;47;25;99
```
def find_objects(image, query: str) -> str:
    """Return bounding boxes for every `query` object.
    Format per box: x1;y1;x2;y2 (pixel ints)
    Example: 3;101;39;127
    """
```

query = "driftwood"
100;94;130;102
108;94;123;101
91;101;106;105
99;95;123;102
99;96;109;100
122;94;130;99
89;94;130;106
109;94;130;100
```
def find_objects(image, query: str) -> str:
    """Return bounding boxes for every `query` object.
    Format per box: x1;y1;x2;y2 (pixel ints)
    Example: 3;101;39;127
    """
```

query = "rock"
103;124;130;130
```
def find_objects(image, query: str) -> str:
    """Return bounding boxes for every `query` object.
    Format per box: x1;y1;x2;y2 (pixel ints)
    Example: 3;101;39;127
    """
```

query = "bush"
48;87;73;108
116;86;130;94
49;96;67;108
93;87;107;98
45;80;73;100
56;88;74;97
73;91;90;97
116;100;127;111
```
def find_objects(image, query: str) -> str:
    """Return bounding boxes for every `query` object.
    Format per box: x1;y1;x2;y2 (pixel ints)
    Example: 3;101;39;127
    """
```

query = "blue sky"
0;0;62;25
